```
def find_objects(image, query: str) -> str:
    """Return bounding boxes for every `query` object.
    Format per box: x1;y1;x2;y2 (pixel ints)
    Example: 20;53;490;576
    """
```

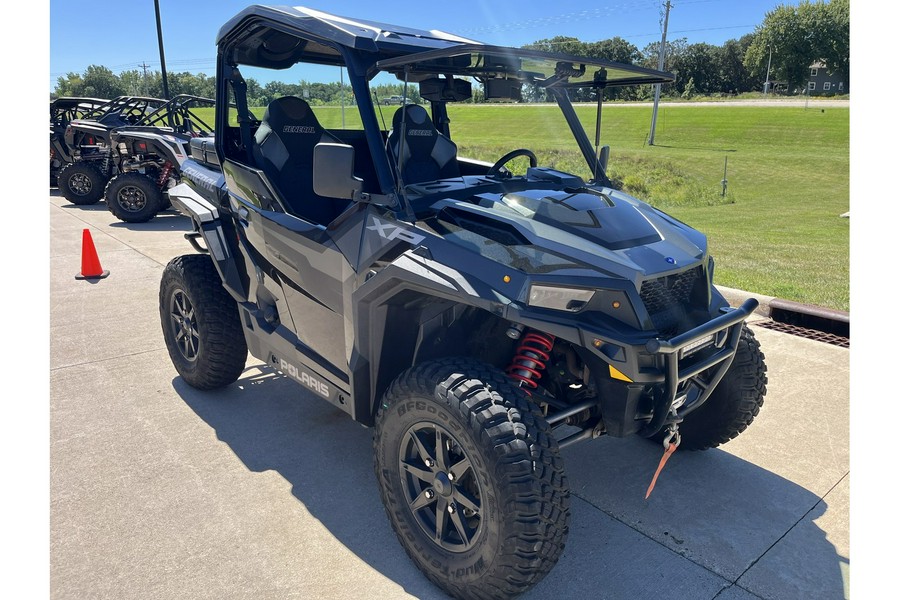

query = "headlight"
528;285;595;312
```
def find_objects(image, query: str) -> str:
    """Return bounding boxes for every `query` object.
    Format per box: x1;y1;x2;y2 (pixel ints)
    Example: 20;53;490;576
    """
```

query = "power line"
51;57;218;77
458;0;660;35
624;24;753;39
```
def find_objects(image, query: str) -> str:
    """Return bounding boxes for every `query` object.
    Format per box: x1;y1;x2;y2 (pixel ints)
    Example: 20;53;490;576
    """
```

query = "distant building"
766;80;789;95
807;60;847;96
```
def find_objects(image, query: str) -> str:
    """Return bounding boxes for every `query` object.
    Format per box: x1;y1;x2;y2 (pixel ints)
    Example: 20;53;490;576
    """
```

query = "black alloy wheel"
117;185;148;212
399;421;484;552
168;287;200;363
105;172;165;223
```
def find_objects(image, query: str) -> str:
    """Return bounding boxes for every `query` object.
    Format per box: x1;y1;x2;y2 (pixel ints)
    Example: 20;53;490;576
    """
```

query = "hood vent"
439;208;530;246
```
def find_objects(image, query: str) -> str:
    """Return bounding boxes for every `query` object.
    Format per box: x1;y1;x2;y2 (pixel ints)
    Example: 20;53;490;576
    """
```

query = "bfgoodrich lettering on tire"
374;358;569;600
159;254;248;390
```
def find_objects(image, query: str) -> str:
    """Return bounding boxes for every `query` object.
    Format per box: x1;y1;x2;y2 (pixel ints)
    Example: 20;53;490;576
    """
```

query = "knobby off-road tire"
58;161;107;205
677;326;767;451
159;254;247;390
105;172;165;223
374;358;570;600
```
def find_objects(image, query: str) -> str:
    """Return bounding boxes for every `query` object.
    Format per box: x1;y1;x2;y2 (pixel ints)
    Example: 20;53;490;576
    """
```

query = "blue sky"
49;0;794;92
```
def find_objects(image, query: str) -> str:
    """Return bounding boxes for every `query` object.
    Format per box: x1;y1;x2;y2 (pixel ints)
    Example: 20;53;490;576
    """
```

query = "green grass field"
201;103;849;311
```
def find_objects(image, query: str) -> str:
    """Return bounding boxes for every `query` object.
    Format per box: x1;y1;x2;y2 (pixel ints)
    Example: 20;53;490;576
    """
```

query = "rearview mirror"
314;143;363;200
485;78;522;101
419;77;472;102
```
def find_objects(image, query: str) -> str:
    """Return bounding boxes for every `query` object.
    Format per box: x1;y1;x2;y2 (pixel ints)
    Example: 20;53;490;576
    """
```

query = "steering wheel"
486;148;538;178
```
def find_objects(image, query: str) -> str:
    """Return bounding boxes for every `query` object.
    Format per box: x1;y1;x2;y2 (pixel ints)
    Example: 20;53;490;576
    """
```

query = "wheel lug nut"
448;472;455;481
448;503;456;514
424;459;434;468
425;489;434;499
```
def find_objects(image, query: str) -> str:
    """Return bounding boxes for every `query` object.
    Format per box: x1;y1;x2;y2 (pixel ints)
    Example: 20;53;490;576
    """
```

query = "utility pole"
139;62;151;95
648;0;672;146
154;0;170;99
764;44;773;96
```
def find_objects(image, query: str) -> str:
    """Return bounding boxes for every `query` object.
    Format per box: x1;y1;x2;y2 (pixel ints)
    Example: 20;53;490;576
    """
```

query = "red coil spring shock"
505;330;555;391
157;161;174;189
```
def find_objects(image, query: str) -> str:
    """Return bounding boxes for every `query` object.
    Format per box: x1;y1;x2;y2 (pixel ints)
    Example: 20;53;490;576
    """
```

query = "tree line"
52;0;848;103
523;0;848;100
51;65;419;107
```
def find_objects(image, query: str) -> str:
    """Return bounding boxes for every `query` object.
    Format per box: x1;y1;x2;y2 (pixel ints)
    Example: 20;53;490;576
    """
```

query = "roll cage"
127;94;217;137
213;5;674;216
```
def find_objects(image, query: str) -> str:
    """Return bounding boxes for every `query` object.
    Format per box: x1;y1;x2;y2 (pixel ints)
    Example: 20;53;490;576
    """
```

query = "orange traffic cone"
75;228;110;280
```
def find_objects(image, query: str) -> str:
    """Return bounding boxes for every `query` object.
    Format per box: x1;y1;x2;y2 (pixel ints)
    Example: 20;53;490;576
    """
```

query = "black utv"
50;96;109;185
56;95;167;204
56;94;217;222
159;6;767;600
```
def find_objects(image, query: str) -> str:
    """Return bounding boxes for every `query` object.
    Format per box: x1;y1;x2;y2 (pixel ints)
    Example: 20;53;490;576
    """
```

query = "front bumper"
638;298;758;437
574;298;757;438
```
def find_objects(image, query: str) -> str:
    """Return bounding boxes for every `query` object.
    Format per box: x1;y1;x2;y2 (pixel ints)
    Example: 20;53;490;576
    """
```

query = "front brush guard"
639;298;758;438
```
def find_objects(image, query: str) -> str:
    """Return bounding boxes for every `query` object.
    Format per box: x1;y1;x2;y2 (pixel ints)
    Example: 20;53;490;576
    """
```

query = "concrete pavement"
49;192;850;600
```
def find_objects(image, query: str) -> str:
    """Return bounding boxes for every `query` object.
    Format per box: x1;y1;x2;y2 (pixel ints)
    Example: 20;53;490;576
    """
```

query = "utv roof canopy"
217;5;673;87
217;5;481;69
377;45;674;89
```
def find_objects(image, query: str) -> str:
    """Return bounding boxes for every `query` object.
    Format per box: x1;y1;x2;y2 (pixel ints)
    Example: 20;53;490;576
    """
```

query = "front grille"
640;266;703;335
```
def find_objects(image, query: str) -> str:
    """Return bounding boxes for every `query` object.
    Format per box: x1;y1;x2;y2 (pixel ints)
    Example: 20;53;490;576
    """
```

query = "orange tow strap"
645;442;678;499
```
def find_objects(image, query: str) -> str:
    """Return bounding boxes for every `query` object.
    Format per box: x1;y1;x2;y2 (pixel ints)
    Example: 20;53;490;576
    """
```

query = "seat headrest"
259;96;323;137
391;104;434;133
388;104;459;184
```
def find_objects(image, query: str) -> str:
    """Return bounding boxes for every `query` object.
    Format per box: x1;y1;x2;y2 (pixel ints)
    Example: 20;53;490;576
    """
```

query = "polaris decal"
279;358;330;398
367;217;425;245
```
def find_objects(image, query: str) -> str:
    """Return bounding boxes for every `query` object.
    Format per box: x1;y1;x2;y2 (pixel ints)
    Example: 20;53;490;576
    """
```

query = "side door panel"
223;159;350;378
262;212;348;376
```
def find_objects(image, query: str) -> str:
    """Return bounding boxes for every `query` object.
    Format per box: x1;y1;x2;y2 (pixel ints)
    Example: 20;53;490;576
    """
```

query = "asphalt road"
48;192;849;600
491;99;850;109
595;99;850;108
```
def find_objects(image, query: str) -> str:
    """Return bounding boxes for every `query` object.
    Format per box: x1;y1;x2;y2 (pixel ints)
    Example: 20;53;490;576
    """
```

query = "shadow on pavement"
106;211;193;232
175;366;845;600
55;199;108;212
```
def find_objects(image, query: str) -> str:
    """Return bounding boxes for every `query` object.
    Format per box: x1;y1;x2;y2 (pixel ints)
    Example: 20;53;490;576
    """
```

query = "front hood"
499;188;663;250
427;185;708;282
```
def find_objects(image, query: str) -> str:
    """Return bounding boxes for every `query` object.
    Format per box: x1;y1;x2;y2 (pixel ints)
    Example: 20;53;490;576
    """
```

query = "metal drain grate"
755;319;849;348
